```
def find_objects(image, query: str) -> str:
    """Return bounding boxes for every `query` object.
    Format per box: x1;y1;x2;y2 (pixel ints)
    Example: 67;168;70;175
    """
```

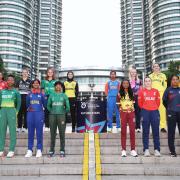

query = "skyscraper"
121;0;146;73
0;0;34;73
39;0;62;77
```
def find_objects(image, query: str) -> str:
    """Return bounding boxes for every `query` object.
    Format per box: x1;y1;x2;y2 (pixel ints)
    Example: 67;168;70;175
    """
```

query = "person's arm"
41;80;45;94
64;94;70;113
0;91;2;107
26;93;30;110
162;88;169;109
105;82;109;96
75;82;79;98
41;93;47;108
15;91;21;112
138;90;143;109
47;95;52;112
156;90;160;108
163;74;167;89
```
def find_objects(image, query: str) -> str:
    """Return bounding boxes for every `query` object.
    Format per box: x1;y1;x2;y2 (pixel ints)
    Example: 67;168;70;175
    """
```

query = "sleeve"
162;88;169;109
0;91;2;107
15;91;21;112
41;93;47;108
105;82;109;96
138;90;143;109
47;95;52;112
62;82;65;93
156;90;160;108
64;94;70;113
15;80;20;89
75;82;79;98
162;74;167;88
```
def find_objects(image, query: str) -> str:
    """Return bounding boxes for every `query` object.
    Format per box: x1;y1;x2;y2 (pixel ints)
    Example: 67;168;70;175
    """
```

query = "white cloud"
61;0;121;68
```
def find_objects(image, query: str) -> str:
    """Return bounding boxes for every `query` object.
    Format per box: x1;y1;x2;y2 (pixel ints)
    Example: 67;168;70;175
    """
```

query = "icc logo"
81;102;87;109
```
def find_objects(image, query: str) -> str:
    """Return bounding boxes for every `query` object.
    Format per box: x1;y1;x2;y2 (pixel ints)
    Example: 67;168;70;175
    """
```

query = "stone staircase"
99;133;180;180
0;133;84;180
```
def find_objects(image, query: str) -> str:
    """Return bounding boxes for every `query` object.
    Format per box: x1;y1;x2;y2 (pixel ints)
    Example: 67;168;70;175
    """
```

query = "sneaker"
154;150;161;157
144;149;151;157
72;128;76;133
16;128;21;133
44;127;49;132
130;150;138;157
21;128;27;133
121;150;127;157
116;128;121;133
6;151;14;158
60;151;65;157
107;127;112;133
136;128;141;133
48;151;55;157
161;128;167;133
170;152;177;157
0;151;4;157
25;150;32;158
36;149;42;158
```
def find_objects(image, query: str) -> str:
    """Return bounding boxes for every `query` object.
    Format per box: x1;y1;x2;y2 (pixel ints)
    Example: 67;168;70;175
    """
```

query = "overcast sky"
61;0;121;68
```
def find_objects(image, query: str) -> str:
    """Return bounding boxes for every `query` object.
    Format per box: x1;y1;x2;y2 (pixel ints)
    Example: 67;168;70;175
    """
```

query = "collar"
32;89;41;94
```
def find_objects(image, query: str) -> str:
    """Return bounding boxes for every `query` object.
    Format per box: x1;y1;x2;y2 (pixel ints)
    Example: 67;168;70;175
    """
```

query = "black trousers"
134;100;141;129
69;98;77;131
18;94;27;129
167;111;180;153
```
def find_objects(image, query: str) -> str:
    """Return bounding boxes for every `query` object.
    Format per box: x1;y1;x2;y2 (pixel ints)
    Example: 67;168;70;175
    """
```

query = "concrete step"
101;164;180;176
0;164;82;176
100;146;180;155
0;176;82;180
102;176;180;180
101;155;180;164
3;146;83;155
0;155;83;165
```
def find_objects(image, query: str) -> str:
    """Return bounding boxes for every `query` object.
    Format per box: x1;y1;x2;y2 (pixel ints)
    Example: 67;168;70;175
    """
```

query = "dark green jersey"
0;88;21;112
41;79;57;95
47;92;70;114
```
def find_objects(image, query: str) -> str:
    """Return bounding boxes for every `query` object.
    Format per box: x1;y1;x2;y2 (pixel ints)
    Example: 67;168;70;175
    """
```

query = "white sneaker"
144;149;151;157
44;127;49;132
107;127;112;133
25;150;32;158
36;149;42;158
130;150;138;157
154;150;161;157
6;151;14;158
116;128;121;133
136;128;141;133
0;151;4;157
21;128;27;133
16;128;21;133
121;150;127;157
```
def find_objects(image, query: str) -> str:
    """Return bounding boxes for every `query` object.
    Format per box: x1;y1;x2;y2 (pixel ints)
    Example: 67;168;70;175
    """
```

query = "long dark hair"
119;79;134;101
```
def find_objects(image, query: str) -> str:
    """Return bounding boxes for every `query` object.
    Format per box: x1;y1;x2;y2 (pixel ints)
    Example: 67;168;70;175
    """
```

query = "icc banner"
77;99;107;133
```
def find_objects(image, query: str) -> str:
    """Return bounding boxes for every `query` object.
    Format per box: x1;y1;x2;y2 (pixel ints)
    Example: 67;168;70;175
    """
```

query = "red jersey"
138;88;160;110
0;81;7;91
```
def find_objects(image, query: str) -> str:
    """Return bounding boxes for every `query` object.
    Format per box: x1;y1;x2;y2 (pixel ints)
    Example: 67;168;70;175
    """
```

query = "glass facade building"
148;0;180;70
0;0;34;73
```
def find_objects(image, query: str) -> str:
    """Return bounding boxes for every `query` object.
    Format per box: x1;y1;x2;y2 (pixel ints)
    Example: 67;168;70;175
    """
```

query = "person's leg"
107;97;113;129
167;111;177;153
21;94;27;129
141;109;150;151
0;108;8;151
120;111;127;150
17;95;23;129
128;112;136;150
44;108;49;128
114;98;120;128
159;91;167;130
134;100;141;129
35;112;44;151
7;108;17;151
150;110;160;151
69;98;76;132
177;112;180;135
27;112;35;151
57;114;66;152
49;114;57;152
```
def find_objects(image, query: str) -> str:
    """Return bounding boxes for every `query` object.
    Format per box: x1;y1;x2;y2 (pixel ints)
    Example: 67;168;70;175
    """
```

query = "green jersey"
0;88;21;112
47;92;70;115
41;79;57;95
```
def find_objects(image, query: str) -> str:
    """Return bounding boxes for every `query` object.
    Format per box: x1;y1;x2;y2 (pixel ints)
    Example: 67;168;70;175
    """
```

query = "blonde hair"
128;66;139;82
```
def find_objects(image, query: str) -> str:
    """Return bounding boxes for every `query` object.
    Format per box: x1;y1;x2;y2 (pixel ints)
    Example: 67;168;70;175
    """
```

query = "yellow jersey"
120;93;135;112
64;81;77;98
149;72;167;92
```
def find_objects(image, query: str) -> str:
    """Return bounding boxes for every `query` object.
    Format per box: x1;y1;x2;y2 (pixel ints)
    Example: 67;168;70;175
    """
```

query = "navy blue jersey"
163;87;180;112
26;92;46;112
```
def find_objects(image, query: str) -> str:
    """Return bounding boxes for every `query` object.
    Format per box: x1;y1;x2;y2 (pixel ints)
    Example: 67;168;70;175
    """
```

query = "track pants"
141;109;160;151
49;114;66;152
107;96;120;128
167;111;180;153
69;98;77;131
27;111;44;151
134;99;141;129
120;111;135;150
0;108;16;151
18;94;27;129
159;91;167;129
